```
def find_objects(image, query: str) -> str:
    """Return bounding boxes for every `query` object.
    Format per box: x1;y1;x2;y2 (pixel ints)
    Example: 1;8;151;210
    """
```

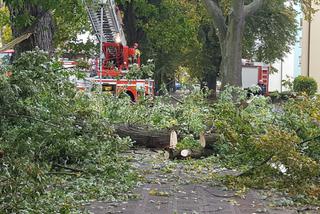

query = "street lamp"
99;0;107;94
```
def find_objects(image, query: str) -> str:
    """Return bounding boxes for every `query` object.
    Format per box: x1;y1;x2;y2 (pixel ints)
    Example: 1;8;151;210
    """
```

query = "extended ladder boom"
84;0;127;45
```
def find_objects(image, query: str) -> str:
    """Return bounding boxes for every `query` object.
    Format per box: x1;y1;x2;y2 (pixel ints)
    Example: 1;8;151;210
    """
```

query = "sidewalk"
86;149;316;214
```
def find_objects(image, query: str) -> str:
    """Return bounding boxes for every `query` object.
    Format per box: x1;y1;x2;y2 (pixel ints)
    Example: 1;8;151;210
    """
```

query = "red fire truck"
84;0;154;101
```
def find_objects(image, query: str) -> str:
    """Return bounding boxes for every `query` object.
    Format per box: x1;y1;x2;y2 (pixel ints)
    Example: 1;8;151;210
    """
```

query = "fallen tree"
115;125;172;149
115;125;218;159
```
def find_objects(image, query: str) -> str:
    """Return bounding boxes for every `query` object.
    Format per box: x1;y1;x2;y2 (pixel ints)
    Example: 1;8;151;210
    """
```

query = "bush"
293;76;318;95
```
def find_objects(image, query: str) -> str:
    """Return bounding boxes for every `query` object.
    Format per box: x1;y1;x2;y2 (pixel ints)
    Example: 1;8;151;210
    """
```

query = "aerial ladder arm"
84;0;127;46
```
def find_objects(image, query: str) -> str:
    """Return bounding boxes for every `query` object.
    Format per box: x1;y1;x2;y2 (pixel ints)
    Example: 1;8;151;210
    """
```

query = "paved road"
86;150;317;214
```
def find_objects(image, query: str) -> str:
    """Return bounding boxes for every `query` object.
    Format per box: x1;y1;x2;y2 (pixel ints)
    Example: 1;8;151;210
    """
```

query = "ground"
86;149;319;214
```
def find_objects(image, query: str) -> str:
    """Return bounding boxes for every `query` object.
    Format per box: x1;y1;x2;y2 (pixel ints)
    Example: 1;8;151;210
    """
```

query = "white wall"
269;46;295;92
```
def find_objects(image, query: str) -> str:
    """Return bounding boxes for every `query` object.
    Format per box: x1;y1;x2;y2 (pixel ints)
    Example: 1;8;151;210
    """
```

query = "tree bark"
207;69;217;91
8;3;54;58
203;0;264;88
220;0;245;87
115;125;217;150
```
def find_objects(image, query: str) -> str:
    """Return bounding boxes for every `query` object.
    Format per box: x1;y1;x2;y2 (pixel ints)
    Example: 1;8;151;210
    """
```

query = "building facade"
301;5;320;91
269;4;303;92
293;4;303;77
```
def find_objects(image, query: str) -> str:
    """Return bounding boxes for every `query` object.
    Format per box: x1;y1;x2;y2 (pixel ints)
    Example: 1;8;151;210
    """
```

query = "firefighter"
133;43;141;57
258;80;267;95
133;43;141;64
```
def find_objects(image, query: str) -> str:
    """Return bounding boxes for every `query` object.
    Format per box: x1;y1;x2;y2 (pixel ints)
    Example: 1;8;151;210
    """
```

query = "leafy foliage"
125;60;155;80
0;5;12;44
293;75;318;95
244;1;298;63
212;86;320;202
102;89;212;136
176;135;202;151
0;49;136;213
100;83;320;203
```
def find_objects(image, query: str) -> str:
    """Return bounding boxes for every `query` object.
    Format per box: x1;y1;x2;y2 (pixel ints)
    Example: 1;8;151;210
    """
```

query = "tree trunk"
115;125;217;150
122;1;137;46
8;4;54;58
220;2;245;88
206;68;217;99
203;0;264;88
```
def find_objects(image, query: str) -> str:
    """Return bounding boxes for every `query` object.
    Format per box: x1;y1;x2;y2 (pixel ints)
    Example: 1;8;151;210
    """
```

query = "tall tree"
7;3;55;56
4;0;86;57
0;3;12;45
203;0;319;87
119;0;201;91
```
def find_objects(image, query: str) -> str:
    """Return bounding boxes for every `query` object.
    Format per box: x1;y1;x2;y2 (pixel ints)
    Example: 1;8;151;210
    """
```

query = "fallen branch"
170;95;184;104
237;154;274;177
46;172;80;176
0;113;61;129
237;135;320;177
52;163;84;173
300;135;320;146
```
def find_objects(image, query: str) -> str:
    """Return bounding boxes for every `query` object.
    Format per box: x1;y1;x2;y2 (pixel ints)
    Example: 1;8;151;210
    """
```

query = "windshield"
0;53;12;65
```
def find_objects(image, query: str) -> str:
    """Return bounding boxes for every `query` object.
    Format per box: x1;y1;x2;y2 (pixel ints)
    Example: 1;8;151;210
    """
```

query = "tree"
118;0;202;92
118;0;299;94
4;0;86;57
203;0;319;87
0;3;12;45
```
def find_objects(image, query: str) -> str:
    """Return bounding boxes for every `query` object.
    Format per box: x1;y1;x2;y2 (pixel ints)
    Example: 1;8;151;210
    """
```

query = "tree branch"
0;113;61;129
237;153;274;177
52;163;84;173
244;0;264;17
203;0;227;40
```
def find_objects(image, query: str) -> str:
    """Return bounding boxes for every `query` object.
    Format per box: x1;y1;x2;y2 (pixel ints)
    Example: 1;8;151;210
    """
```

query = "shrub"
293;76;318;95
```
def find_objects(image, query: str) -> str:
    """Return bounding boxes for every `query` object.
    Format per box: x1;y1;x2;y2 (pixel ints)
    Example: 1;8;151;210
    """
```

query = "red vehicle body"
83;0;154;102
90;42;154;102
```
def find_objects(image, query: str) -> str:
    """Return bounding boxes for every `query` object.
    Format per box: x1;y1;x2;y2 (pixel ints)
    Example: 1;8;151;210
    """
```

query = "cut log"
168;148;215;160
115;125;171;148
170;130;178;149
181;149;191;157
199;132;206;148
115;125;218;154
168;132;218;159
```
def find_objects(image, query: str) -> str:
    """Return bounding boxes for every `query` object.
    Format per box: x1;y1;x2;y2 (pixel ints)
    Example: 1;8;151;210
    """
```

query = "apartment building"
301;5;320;91
269;4;303;92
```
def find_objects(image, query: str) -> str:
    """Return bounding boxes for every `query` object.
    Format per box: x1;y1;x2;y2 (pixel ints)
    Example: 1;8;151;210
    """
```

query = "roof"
0;49;14;54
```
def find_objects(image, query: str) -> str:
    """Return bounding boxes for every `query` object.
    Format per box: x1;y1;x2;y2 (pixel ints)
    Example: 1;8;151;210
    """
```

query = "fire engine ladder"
84;0;127;46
